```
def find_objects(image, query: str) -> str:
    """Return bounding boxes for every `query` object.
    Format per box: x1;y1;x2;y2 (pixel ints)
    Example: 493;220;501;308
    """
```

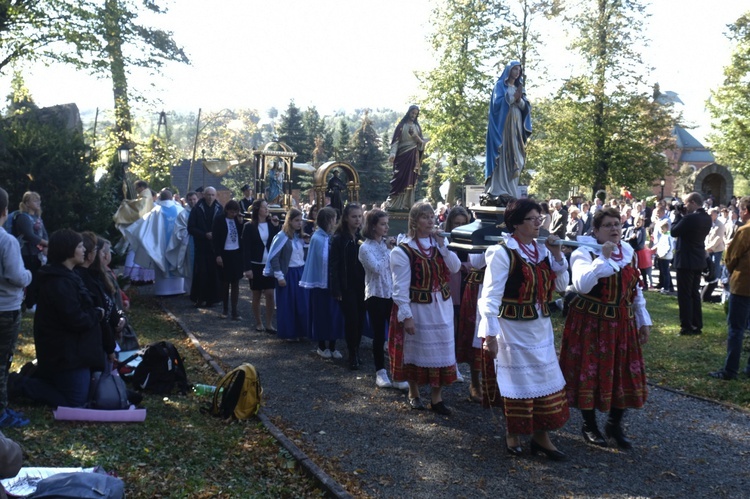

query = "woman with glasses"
559;207;652;450
478;198;569;460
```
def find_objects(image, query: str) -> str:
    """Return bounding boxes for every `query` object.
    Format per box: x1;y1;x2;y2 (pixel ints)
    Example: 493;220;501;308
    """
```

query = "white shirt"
358;238;393;300
223;218;240;251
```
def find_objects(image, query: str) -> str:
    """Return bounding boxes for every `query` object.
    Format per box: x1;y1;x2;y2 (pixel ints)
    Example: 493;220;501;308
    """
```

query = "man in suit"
671;192;712;335
549;199;568;239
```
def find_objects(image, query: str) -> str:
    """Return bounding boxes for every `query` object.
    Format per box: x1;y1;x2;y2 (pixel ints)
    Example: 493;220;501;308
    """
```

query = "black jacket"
33;264;104;376
188;199;223;254
241;221;280;270
212;215;244;256
672;209;712;270
75;267;117;357
329;231;365;299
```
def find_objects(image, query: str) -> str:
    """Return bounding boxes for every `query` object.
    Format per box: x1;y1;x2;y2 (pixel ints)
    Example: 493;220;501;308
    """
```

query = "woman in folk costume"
559;207;651;450
457;250;488;404
389;202;461;416
299;207;344;359
477;198;569;460
264;208;309;341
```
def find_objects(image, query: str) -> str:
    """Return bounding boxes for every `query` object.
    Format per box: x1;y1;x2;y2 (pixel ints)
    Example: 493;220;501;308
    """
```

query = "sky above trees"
0;0;746;143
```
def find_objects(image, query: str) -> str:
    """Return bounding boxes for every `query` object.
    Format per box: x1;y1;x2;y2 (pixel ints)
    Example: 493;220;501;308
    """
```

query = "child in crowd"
265;208;309;341
300;207;344;359
654;219;674;294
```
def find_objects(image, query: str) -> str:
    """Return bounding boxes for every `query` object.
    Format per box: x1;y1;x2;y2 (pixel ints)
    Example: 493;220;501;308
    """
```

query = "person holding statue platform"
559;207;651;450
477;198;569;460
384;105;429;211
389;202;461;416
483;60;532;206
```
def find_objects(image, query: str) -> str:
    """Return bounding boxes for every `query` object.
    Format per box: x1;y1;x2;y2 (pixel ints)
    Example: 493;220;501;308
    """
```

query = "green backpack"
209;363;262;420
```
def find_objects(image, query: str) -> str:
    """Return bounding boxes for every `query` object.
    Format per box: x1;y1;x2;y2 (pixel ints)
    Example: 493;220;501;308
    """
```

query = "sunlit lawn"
553;291;750;410
7;289;323;498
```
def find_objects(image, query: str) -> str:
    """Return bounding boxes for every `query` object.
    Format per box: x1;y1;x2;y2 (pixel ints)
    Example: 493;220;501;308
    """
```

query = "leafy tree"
277;100;308;162
529;0;674;199
349;111;389;204
417;0;509;191
4;72;38;116
707;11;750;178
129;134;179;194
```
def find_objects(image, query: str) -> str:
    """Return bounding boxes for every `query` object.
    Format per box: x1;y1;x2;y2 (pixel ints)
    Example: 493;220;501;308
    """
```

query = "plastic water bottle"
193;384;216;396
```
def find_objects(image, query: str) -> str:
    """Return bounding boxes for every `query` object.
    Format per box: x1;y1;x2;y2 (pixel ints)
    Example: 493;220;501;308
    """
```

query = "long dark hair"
250;199;268;226
334;203;362;239
391;105;420;145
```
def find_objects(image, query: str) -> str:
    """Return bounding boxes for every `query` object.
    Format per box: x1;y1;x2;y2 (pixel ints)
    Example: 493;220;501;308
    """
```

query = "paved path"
158;284;749;498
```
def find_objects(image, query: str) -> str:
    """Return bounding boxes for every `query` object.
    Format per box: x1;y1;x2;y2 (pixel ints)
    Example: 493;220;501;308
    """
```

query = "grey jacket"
0;228;32;312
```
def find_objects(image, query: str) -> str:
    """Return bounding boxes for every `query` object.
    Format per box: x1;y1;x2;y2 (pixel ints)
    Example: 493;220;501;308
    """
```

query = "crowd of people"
1;177;747;466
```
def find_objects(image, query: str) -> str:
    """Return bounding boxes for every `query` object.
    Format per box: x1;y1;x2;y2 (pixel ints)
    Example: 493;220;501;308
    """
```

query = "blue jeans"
21;367;92;407
724;293;750;377
709;251;723;282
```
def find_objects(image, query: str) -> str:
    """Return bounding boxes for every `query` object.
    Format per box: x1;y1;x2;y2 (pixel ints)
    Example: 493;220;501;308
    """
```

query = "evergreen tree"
277;100;308;162
707;11;750;178
335;120;351;161
4;72;38;116
349;111;389;204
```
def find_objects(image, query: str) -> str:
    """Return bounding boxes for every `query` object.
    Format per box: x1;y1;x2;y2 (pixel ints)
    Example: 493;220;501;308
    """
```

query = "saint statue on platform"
384;105;429;211
482;60;532;207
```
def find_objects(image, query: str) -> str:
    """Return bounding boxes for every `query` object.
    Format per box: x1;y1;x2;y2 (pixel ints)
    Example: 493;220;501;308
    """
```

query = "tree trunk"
104;0;131;146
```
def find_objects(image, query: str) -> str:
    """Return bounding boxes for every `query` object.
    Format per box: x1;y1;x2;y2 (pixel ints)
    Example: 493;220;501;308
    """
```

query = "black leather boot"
581;409;608;447
605;408;632;449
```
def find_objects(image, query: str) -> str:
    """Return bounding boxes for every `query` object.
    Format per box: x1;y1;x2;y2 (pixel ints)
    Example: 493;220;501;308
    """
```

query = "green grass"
8;288;324;498
552;292;750;410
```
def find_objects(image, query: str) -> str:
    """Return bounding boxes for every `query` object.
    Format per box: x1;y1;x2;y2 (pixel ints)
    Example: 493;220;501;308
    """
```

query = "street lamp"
117;145;130;166
659;178;665;200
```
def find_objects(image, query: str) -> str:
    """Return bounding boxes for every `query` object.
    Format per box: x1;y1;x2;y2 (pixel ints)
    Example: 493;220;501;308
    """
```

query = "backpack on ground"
207;363;262;419
128;341;189;395
88;369;130;409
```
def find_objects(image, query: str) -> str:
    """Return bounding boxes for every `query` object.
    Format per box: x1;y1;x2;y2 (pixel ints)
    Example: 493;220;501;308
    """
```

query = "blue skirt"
309;288;344;341
276;266;309;340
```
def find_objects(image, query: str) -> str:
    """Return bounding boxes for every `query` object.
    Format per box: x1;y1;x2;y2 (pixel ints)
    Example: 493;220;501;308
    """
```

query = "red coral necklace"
513;235;538;263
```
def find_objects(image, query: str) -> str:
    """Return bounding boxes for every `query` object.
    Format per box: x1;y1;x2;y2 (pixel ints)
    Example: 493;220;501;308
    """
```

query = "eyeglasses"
600;222;622;229
523;216;544;224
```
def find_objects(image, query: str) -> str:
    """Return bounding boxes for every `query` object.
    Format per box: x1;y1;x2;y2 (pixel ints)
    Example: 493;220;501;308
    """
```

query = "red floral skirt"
388;303;457;388
559;305;648;411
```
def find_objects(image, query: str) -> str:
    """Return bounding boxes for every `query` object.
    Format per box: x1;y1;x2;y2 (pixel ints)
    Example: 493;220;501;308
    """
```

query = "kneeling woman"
265;208;309;341
477;199;570;460
22;229;105;407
